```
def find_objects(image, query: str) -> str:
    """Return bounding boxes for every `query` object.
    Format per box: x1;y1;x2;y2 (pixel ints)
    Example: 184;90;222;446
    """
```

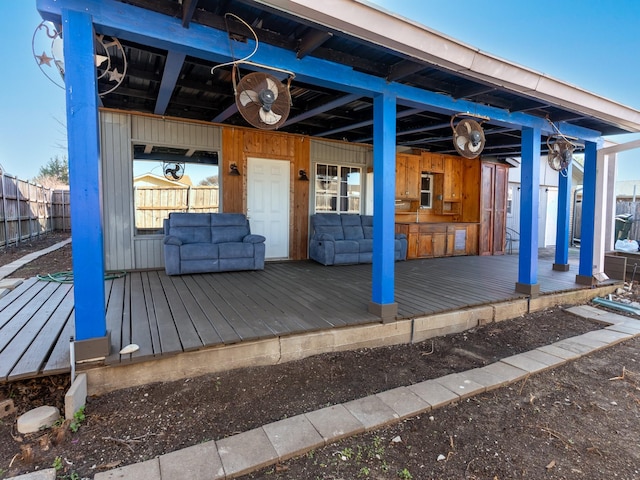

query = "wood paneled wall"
221;127;310;260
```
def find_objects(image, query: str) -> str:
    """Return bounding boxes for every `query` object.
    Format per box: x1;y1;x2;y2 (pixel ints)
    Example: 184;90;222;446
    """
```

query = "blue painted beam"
517;127;540;291
36;0;603;142
371;92;397;311
211;102;238;123
154;51;186;115
578;141;598;278
62;8;106;341
554;162;572;267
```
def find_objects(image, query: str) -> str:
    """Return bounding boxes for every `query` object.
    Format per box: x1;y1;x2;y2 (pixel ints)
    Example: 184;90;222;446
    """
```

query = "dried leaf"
546;460;556;470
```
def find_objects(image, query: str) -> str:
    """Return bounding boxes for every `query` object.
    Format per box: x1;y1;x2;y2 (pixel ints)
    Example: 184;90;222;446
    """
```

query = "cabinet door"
479;162;509;255
443;156;462;201
395;154;408;198
405;155;420;199
432;233;446;257
430;154;445;173
418;233;434;257
395;154;420;199
446;226;456;256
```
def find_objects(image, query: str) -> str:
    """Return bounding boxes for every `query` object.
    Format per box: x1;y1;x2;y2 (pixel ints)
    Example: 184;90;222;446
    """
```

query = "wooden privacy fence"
134;185;219;233
0;172;70;248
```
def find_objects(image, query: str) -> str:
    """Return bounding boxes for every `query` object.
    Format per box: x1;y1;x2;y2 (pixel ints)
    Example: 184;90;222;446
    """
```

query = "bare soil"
0;234;639;480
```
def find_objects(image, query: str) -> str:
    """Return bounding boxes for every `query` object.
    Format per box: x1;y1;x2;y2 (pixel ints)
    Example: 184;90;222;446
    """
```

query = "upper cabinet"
395;153;421;199
420;152;444;173
443;155;462;201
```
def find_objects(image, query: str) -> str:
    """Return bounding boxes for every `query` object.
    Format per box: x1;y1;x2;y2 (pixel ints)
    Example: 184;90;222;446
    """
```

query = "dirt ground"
0;234;639;480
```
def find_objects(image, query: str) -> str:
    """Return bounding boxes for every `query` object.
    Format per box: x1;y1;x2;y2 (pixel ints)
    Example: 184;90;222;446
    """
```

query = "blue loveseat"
309;213;407;265
163;212;265;275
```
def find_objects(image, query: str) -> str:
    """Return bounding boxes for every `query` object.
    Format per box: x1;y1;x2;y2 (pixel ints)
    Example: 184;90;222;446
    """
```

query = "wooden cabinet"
395;153;420;200
443;155;462;201
396;223;479;259
420;152;444;173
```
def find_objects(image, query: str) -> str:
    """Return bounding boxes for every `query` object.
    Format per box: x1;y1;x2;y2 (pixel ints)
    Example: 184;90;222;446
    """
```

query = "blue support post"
553;162;573;271
516;127;541;296
62;9;109;358
369;92;398;321
576;141;597;284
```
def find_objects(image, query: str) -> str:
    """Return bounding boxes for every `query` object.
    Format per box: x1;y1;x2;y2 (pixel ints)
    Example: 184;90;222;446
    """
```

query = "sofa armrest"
395;233;407;240
164;235;183;246
243;234;266;244
313;233;336;242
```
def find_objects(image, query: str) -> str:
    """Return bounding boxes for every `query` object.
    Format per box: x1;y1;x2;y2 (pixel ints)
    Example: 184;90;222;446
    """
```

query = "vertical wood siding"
101;111;222;270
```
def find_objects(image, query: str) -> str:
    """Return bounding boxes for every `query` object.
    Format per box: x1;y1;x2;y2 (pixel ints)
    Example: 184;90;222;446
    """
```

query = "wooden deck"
0;251;593;382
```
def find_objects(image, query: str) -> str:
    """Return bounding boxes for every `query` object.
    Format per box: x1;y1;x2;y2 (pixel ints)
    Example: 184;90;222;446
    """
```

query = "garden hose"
37;271;127;283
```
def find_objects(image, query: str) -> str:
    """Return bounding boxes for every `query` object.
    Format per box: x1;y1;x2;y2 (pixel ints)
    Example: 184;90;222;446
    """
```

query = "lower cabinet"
396;223;478;259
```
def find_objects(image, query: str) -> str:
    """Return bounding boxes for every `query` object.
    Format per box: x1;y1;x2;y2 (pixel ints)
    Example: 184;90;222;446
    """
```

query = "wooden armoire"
479;162;509;255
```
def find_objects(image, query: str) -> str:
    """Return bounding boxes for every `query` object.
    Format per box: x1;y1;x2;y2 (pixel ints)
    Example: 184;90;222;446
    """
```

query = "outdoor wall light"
229;163;241;176
298;169;309;181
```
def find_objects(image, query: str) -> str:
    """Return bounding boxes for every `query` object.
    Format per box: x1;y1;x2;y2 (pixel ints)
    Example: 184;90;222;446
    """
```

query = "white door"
247;157;290;259
544;188;558;247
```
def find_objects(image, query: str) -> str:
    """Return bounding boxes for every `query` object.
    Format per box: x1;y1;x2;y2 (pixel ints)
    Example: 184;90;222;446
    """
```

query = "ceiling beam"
181;0;199;28
284;93;360;126
297;29;333;59
318;108;424;137
387;59;426;82
212;102;239;123
154;50;186;115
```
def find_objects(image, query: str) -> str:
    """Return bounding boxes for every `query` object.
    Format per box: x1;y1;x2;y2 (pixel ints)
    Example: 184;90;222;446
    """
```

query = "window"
314;163;361;214
420;173;434;208
507;186;513;215
132;145;219;235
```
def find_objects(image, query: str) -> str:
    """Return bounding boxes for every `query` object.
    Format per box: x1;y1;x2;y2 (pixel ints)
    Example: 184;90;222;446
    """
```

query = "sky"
1;1;640;180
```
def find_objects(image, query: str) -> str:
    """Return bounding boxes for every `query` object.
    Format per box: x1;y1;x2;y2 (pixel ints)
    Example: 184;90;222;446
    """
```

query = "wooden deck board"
0;277;41;313
158;273;207;351
147;271;186;355
129;272;157;362
0;283;69;381
169;276;224;346
0;280;49;328
105;276;126;364
42;312;74;375
8;285;74;381
180;275;242;345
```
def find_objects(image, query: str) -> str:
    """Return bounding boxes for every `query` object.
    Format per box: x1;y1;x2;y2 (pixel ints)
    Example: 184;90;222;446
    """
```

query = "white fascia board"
256;0;640;133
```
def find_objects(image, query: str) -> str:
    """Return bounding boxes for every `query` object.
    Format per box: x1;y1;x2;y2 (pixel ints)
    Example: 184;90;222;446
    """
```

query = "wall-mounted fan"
163;162;185;181
546;137;574;172
233;66;291;130
451;115;486;159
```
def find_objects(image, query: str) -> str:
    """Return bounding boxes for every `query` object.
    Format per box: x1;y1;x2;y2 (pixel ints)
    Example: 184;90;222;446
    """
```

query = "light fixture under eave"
298;169;309;181
229;163;241;176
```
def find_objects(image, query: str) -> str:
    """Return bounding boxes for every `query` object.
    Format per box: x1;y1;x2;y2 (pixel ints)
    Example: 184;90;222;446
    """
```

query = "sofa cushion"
219;242;255;258
312;214;344;240
181;243;219;261
361;215;374;239
209;213;250;243
357;238;373;252
167;213;212;244
341;214;365;240
334;240;359;254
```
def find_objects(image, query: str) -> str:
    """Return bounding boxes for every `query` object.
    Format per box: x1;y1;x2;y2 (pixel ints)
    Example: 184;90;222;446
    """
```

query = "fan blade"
468;142;482;153
456;135;468;150
239;89;260;106
265;77;279;101
259;108;282;125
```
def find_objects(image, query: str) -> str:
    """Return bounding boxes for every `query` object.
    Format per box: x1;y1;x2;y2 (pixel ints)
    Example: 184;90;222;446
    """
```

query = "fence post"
1;171;7;247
